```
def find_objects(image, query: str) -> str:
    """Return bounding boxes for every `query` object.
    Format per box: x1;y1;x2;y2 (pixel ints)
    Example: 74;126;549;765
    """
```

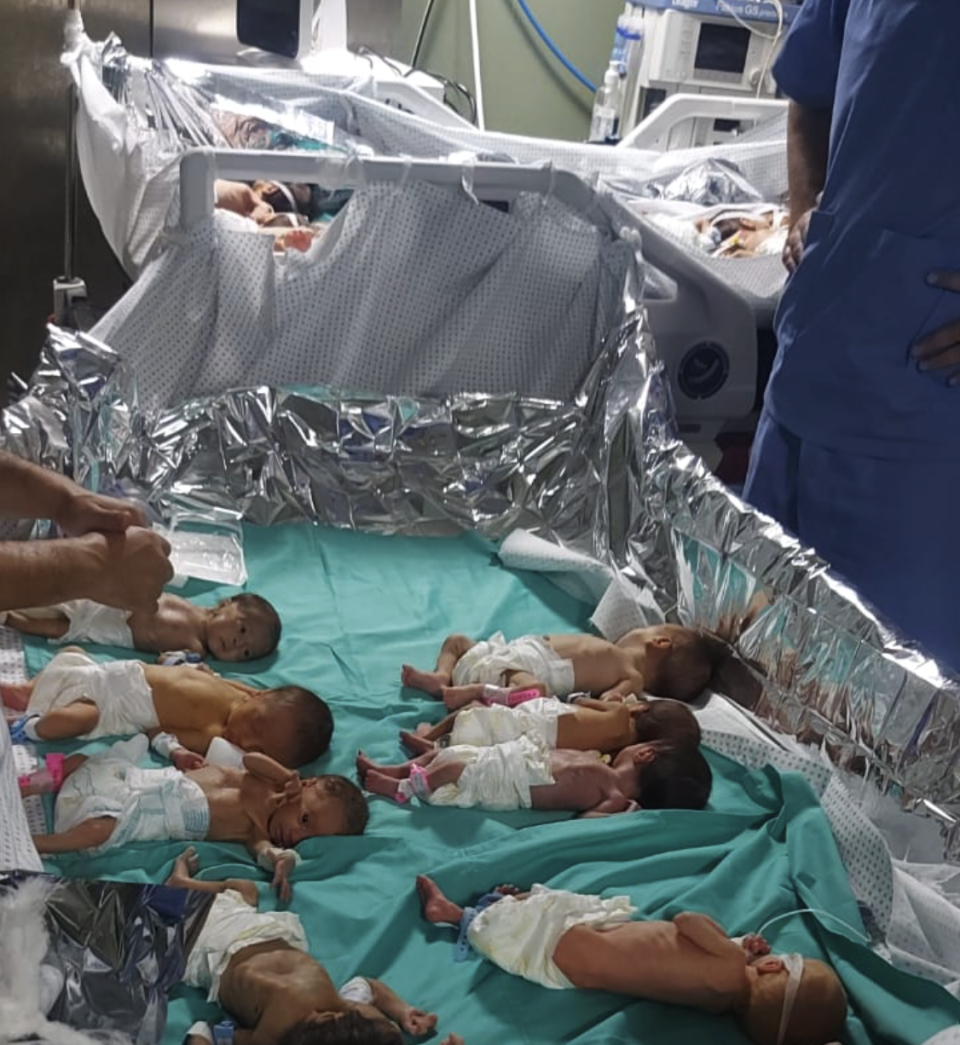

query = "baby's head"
614;740;712;810
268;774;370;847
225;686;333;768
205;594;282;662
620;625;728;703
739;955;847;1045
278;1009;403;1045
629;698;701;747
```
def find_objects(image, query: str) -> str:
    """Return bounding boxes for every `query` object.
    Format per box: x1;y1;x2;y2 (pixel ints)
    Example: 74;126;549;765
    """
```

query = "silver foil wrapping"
0;871;212;1043
5;316;960;860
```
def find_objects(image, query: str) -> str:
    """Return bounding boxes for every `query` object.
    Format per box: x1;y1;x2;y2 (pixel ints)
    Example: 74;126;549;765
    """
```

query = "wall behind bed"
402;0;623;141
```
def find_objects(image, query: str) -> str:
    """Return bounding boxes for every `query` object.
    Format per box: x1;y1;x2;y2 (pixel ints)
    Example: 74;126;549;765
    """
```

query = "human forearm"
367;979;410;1022
786;100;831;225
0;450;78;521
0;534;104;612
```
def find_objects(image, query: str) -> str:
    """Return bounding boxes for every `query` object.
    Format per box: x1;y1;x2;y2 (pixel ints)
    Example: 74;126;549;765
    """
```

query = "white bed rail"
179;149;603;229
618;94;788;152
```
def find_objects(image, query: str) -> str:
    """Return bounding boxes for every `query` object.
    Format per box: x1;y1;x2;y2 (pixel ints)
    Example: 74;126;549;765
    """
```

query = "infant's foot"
356;751;408;783
441;684;485;711
166;846;200;888
400;730;435;755
401;664;449;698
363;768;403;800
416;875;464;926
0;682;32;712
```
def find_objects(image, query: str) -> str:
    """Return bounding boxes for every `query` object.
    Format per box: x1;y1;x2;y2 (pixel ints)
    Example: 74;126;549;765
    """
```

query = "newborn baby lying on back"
1;592;280;662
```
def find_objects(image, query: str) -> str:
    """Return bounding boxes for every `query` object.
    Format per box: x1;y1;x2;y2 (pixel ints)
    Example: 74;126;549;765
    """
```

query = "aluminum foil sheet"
4;320;960;860
0;872;212;1044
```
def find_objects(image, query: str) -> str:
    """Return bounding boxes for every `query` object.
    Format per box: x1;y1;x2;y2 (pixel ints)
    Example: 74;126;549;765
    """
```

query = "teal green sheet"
21;524;960;1045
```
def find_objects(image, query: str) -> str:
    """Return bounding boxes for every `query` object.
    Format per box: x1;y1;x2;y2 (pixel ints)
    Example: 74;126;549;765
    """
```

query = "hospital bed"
68;25;786;455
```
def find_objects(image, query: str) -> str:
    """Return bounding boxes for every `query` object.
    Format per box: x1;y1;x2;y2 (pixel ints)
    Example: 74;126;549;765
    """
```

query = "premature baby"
405;695;700;757
357;738;711;815
4;648;331;768
32;742;368;898
170;848;464;1045
0;592;281;662
402;625;727;710
417;878;847;1045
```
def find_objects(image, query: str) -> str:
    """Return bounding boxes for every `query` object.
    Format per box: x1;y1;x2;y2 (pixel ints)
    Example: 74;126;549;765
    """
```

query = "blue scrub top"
766;0;960;461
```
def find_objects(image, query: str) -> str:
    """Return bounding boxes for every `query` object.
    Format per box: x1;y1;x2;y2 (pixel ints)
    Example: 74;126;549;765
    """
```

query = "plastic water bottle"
619;5;646;133
589;61;624;144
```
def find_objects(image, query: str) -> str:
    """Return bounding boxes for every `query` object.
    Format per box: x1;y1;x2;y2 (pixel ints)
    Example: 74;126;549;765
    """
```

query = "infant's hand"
283;774;302;802
439;1036;465;1045
599;690;626;703
271;852;297;903
173;749;207;772
401;1008;438;1036
741;933;770;957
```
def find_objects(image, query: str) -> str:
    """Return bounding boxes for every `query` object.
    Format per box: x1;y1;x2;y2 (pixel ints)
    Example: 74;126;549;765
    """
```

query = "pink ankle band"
507;689;543;707
46;753;65;790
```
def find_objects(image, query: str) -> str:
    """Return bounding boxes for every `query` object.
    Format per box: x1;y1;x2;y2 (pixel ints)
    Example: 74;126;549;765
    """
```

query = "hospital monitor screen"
694;23;751;75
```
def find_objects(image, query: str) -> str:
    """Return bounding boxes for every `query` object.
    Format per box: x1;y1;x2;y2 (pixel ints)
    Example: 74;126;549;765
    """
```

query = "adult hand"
400;1007;438;1036
911;271;960;382
782;209;813;273
83;527;173;611
54;488;146;536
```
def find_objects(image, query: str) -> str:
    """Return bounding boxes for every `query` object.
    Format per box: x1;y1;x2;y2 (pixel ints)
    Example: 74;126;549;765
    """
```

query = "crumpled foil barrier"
4;324;960;860
0;871;212;1044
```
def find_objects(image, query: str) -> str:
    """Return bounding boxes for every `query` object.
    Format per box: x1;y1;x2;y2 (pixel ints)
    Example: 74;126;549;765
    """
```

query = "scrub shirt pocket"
775;209;841;339
780;225;960;379
839;228;960;373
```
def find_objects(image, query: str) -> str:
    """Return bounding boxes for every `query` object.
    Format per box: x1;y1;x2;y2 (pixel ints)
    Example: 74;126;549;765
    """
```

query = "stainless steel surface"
345;0;402;56
152;0;403;62
153;0;241;62
1;0;147;406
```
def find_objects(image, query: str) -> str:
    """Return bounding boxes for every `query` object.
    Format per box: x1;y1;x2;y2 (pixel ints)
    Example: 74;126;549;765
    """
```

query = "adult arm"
782;101;832;271
0;450;146;531
0;528;173;613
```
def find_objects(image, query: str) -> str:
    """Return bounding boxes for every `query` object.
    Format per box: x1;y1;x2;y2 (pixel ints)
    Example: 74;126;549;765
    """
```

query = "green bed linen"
20;524;960;1045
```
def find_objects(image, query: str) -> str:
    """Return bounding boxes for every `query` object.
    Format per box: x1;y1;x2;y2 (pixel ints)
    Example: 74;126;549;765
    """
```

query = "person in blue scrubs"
744;0;960;670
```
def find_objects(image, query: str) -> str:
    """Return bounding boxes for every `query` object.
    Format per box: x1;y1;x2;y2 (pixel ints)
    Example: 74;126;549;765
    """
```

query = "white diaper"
56;601;134;647
451;633;575;697
27;650;157;738
4;601;134;647
428;734;554;810
468;884;637;989
184;889;308;1002
54;735;209;853
450;697;575;748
